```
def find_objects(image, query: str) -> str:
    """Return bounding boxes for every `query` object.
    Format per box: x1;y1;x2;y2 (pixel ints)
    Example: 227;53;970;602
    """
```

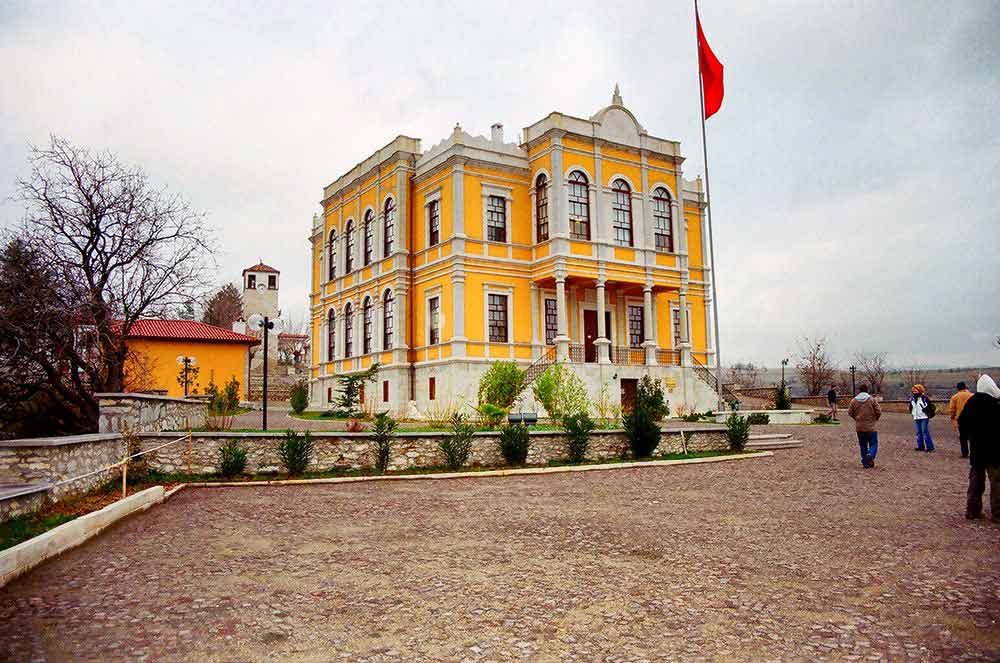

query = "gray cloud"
1;0;997;369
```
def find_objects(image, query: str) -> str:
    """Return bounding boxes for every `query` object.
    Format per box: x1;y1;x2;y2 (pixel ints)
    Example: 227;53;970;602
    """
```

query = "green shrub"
637;375;670;422
726;413;751;452
478;361;527;409
440;412;476;469
681;412;705;422
278;430;314;475
746;412;770;425
476;403;508;429
623;404;660;458
532;363;589;419
774;385;791;410
218;439;248;476
334;363;380;417
370;412;397;474
498;422;530;465
814;413;835;424
289;381;308;414
223;376;241;412
562;412;595;463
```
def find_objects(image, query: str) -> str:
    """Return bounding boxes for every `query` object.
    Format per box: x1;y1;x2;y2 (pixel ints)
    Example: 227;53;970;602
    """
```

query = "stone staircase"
747;433;803;451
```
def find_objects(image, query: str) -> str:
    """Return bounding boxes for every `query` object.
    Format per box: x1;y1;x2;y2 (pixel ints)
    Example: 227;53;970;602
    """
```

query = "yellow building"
309;87;721;415
123;319;259;399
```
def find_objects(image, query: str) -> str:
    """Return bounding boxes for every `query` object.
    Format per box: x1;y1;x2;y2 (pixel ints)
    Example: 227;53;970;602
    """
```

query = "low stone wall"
792;396;919;414
138;426;729;475
792;396;852;408
96;393;207;433
712;410;815;425
0;434;123;522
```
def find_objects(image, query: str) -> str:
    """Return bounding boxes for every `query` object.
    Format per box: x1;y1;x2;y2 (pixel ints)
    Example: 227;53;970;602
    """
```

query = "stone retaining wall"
97;393;207;433
138;426;729;475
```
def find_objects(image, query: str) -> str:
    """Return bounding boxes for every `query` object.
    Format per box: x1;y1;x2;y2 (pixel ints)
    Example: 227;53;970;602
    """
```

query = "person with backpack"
910;384;936;452
848;384;881;468
958;374;1000;521
949;381;974;458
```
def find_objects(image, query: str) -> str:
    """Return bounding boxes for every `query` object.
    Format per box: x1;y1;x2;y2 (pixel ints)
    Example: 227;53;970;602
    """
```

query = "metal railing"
657;349;680;366
611;346;646;365
692;357;738;403
568;344;585;363
524;345;557;386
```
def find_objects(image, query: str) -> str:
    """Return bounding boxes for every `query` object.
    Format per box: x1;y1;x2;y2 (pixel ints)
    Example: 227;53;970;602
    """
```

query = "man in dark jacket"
958;374;1000;521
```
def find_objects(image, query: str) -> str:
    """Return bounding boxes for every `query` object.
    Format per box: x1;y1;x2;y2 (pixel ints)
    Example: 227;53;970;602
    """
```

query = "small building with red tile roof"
123;319;259;399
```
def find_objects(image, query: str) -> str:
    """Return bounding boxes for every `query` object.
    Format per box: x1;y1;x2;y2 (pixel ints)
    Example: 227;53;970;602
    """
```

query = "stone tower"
241;261;280;321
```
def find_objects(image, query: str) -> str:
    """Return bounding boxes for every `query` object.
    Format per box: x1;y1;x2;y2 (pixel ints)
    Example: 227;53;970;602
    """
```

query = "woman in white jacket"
910;384;935;452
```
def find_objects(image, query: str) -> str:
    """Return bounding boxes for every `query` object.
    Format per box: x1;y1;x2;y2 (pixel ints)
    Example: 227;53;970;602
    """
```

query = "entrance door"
584;310;597;362
621;378;638;413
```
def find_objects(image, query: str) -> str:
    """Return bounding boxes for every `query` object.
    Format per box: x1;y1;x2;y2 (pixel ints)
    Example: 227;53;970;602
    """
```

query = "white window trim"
669;303;692;348
381;195;397;258
481;183;513;244
424;188;443;248
483;286;514;345
425;288;443;347
361;207;376;267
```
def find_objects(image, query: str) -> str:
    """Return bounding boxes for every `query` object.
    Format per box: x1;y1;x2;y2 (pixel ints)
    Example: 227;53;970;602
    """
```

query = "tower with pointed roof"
241;260;281;322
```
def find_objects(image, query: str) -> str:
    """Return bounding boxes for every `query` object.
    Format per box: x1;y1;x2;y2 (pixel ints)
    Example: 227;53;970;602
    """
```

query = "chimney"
491;122;504;143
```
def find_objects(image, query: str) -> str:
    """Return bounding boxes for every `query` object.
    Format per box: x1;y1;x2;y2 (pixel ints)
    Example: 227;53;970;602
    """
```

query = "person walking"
958;374;1000;521
910;384;935;452
848;384;881;468
949;381;974;458
827;385;839;419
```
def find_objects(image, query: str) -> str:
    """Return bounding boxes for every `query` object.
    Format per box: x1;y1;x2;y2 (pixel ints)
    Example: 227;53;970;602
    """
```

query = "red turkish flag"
697;11;724;119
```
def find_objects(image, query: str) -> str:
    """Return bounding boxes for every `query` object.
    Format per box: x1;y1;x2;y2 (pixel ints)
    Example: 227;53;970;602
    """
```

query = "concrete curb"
0;486;165;589
163;484;187;499
183;451;774;489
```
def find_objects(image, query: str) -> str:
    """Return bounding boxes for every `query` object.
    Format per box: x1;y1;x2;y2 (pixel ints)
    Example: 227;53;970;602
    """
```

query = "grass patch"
0;513;78;551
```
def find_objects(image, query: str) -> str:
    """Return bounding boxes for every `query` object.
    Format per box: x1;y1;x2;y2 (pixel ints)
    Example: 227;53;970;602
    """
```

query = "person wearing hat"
958;375;1000;521
949;381;974;458
910;384;935;452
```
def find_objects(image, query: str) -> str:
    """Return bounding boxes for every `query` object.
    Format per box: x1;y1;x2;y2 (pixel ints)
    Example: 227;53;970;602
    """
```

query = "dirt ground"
1;412;997;662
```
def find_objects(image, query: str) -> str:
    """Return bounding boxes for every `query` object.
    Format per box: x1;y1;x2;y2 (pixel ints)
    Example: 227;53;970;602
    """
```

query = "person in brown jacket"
848;384;882;468
949;382;973;458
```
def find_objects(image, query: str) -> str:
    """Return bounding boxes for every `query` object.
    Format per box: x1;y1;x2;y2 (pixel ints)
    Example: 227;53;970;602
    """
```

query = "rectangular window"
428;200;440;247
382;380;389;403
536;182;549;241
247;274;256;289
486;195;507;242
672;308;682;348
544;299;558;345
628;305;644;347
428;297;440;345
268;274;277;289
429;377;436;401
327;387;333;403
488;294;509;343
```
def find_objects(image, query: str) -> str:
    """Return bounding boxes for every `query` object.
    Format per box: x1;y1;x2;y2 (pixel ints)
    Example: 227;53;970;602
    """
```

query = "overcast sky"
1;1;997;369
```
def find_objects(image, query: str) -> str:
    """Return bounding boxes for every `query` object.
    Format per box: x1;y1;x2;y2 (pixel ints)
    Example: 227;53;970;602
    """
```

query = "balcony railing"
657;349;680;366
611;346;645;365
568;344;585;363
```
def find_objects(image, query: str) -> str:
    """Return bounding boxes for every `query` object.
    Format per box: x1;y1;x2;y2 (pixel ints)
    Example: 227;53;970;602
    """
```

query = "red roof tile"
242;262;279;274
124;319;260;345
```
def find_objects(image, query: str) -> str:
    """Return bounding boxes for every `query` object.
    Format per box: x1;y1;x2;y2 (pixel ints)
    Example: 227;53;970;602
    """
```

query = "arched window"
382;289;394;350
363;209;374;266
383;198;395;257
327;309;336;360
362;297;373;354
611;179;633;247
568;171;590;240
652;187;673;252
327;229;337;280
535;174;549;241
344;303;354;357
345;220;355;273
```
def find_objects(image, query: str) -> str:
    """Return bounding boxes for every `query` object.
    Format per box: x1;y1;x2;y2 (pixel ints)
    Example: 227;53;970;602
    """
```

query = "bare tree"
795;336;836;396
900;365;929;389
6;136;213;431
728;361;763;388
854;352;889;396
202;283;244;330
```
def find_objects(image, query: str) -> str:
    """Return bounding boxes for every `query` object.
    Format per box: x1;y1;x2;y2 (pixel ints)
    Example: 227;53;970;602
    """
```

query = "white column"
642;284;658;365
554;273;570;361
394;290;407;352
530;283;540;349
595;280;610;364
452;268;467;357
678;290;692;367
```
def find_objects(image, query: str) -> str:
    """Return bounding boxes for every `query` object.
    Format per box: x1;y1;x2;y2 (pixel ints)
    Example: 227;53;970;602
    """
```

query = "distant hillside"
741;366;1000;400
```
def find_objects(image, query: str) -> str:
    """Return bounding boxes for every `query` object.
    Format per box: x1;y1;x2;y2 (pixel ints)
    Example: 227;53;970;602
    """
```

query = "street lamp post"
248;313;282;431
849;364;857;394
780;358;789;390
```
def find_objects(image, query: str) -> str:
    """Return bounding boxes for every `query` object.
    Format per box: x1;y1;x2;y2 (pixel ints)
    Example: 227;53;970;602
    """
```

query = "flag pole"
694;0;725;410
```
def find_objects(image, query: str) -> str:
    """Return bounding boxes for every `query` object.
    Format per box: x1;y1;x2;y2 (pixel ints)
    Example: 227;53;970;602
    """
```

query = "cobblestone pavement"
2;413;997;662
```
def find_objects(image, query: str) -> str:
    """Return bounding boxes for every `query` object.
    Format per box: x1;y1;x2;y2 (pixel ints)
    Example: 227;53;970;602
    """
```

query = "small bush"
746;412;770;425
218;439;248;476
278;430;314;476
440;412;476;469
726;413;751;452
681;412;705;422
121;425;151;483
637;375;670;422
476;403;508;429
498;422;530;465
562;412;595;463
774;386;791;410
533;364;589;419
289;381;308;414
223;376;241;412
478;361;527;409
370;412;397;474
814;413;835;424
623;404;660;458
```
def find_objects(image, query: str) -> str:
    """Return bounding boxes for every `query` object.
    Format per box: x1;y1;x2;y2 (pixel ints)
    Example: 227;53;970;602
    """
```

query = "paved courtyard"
1;413;998;662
